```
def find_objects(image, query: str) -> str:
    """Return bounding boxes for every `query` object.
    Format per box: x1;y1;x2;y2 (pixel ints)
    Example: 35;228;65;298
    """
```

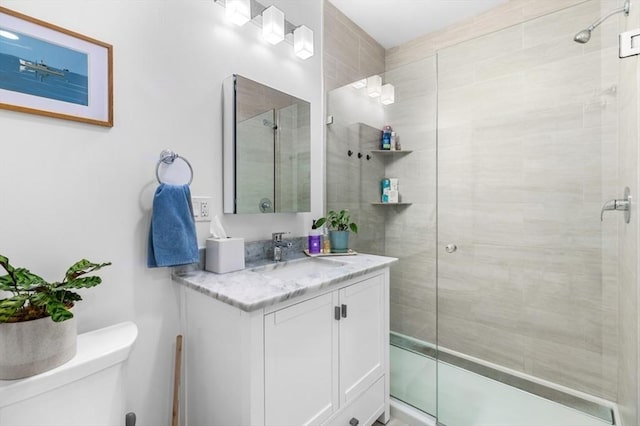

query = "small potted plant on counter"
315;209;358;253
0;255;111;379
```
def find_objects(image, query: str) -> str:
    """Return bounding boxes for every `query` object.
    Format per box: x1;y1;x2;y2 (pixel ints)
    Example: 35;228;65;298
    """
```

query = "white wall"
0;1;322;424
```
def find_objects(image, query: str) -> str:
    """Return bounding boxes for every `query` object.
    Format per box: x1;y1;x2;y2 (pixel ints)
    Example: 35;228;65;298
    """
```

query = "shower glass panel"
381;56;438;417
326;85;386;255
236;110;275;213
276;103;311;213
326;65;438;416
436;1;619;424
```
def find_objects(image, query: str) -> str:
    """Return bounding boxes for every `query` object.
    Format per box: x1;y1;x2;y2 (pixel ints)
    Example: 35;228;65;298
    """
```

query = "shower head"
573;0;630;44
574;28;592;44
262;119;277;129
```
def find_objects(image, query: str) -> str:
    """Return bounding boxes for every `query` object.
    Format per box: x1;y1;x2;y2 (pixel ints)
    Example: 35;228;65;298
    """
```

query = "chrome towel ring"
156;149;194;185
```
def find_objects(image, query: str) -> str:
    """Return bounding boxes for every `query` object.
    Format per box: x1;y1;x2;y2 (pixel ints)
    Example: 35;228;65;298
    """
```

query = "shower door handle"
445;244;457;254
601;187;631;223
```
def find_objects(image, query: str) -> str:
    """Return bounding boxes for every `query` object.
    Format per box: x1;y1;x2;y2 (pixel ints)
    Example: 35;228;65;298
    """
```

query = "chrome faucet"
272;232;292;262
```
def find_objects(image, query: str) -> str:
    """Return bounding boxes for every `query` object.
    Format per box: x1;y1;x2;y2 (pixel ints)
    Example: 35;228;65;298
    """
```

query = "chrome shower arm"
587;0;630;31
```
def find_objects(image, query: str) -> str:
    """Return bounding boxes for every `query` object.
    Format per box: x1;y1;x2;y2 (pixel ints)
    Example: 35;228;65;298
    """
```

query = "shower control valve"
601;187;631;223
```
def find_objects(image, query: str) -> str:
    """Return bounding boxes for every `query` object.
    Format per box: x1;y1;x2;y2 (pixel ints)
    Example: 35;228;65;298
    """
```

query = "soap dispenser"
308;220;322;254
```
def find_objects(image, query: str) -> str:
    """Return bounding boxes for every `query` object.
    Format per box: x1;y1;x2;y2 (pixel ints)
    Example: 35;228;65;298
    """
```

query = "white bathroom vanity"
174;254;396;426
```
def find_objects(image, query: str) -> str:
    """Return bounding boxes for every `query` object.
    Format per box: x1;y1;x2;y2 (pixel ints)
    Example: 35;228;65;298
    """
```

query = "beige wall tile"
385;0;588;72
323;0;385;92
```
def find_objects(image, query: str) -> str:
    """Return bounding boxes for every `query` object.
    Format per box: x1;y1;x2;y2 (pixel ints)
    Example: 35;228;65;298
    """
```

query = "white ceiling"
327;0;509;49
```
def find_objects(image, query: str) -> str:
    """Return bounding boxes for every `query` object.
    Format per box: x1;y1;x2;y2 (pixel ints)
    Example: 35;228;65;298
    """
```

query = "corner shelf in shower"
371;202;413;206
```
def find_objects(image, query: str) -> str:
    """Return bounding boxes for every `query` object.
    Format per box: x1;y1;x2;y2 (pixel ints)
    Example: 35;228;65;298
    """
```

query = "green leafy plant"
0;255;111;323
315;209;358;233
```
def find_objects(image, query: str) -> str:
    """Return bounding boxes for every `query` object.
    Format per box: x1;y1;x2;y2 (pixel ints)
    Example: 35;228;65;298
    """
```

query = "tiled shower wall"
323;0;385;92
383;0;622;401
323;0;387;255
386;0;594;70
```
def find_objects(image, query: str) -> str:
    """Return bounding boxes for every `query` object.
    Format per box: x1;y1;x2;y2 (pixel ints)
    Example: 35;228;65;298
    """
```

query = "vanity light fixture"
366;75;382;98
226;0;251;26
293;25;314;60
381;83;395;105
351;79;367;89
215;0;313;60
262;5;284;45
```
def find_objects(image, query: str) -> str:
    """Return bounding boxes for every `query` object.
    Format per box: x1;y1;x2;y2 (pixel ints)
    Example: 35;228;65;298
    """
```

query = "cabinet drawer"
324;377;385;426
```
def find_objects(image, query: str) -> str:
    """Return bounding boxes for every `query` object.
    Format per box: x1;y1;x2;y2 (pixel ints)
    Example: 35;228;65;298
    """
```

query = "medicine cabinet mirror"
223;74;311;214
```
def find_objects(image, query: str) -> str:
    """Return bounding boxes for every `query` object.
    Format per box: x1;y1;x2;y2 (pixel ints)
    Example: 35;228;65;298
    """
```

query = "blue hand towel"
147;184;199;268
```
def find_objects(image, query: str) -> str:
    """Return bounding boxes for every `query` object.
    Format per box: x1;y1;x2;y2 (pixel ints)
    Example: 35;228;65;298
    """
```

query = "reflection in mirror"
223;74;311;214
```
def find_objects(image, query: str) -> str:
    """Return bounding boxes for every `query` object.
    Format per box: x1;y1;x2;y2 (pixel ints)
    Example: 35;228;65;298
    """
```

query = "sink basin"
250;257;348;281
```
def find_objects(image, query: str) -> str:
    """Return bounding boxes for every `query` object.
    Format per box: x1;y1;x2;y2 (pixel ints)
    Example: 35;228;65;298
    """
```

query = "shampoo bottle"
381;178;391;203
381;125;392;150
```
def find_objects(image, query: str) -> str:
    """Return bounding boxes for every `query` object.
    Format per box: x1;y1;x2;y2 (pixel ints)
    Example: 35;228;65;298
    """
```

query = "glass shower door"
436;1;621;424
326;61;439;419
381;57;439;418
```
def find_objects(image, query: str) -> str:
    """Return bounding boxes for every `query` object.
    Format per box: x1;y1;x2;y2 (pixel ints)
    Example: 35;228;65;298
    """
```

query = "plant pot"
0;315;77;380
329;230;350;253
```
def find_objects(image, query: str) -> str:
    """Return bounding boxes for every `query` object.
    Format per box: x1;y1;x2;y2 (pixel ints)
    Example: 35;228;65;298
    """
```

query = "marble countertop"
172;253;397;312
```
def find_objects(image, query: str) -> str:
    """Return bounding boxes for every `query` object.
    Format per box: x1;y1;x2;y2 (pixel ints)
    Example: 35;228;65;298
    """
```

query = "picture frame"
0;7;113;127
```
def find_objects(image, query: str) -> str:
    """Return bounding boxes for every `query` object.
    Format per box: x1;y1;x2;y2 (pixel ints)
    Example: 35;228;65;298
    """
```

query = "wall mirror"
223;74;311;214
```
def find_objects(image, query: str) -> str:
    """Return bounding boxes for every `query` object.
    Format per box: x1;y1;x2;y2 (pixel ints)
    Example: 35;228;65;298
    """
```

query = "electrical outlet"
192;196;212;222
201;200;210;219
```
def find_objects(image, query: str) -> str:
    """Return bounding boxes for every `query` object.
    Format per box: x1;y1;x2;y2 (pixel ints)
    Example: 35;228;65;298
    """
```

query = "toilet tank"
0;321;138;426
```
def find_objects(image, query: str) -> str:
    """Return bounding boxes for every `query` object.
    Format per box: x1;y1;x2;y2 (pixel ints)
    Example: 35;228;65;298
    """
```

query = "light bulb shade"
366;75;382;98
262;5;284;45
294;25;314;59
352;79;367;89
226;0;251;26
381;84;395;105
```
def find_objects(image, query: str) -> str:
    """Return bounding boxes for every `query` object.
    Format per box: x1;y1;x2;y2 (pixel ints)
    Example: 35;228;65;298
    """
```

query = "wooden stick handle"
172;335;183;426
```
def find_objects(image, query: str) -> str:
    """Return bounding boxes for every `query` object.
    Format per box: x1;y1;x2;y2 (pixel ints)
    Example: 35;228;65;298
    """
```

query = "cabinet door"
339;274;385;404
265;292;339;426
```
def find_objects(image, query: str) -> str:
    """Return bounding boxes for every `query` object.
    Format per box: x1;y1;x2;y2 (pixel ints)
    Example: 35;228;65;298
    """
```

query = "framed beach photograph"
0;7;113;127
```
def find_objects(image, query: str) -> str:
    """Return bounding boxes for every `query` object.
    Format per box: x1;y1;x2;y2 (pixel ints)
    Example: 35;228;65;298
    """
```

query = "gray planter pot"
329;230;350;253
0;315;77;380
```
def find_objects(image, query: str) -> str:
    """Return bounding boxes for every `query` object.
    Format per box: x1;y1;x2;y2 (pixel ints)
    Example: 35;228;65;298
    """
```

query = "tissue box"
205;237;245;274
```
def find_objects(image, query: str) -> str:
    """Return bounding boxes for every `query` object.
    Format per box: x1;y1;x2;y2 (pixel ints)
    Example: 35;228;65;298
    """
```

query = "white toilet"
0;321;138;426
